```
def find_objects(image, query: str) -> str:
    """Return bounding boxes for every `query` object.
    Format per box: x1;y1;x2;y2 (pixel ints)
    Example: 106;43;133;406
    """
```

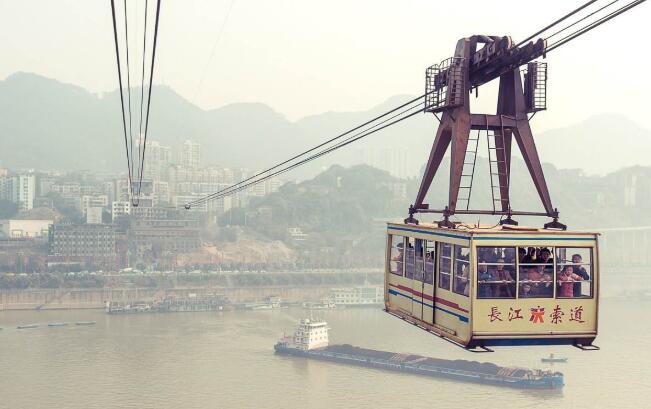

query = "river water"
1;298;649;409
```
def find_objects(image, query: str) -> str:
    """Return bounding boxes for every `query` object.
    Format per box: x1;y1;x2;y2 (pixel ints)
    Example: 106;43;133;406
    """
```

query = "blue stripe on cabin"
474;236;594;241
387;227;470;240
388;289;469;323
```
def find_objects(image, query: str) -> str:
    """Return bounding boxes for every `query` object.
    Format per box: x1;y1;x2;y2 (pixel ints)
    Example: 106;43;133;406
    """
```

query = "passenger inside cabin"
572;254;590;297
518;247;527;263
477;259;494;298
557;265;584;298
392;242;404;274
493;258;515;298
520;283;534;298
455;264;470;296
522;247;536;264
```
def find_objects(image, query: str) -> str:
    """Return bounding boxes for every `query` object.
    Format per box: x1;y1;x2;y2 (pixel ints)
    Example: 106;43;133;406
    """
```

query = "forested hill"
223;162;651;240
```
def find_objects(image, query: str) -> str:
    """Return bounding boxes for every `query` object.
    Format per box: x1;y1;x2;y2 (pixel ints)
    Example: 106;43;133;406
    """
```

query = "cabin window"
476;246;516;299
518;246;554;298
414;239;425;282
389;235;405;276
453;246;470;296
556;247;593;298
424;240;435;285
405;238;416;279
438;243;452;291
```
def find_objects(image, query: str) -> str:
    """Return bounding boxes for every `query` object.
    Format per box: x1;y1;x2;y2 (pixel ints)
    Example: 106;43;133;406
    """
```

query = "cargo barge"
274;319;563;390
106;294;230;314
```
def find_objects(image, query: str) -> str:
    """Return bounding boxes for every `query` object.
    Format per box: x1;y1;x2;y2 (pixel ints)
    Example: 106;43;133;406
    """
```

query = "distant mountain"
536;113;651;175
1;72;649;176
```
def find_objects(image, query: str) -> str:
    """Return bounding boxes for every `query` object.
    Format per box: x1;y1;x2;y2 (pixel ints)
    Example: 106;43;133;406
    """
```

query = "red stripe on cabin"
389;283;469;314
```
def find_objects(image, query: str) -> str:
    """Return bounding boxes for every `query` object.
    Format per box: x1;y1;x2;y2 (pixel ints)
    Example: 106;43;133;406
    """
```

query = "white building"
0;219;53;238
112;201;131;221
81;195;109;214
181;140;201;169
141;139;172;181
86;207;103;224
11;174;35;211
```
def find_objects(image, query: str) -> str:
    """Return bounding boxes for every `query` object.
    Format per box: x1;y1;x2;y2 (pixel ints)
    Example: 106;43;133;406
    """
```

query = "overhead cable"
515;0;598;48
136;0;162;200
109;0;134;197
546;0;646;53
186;97;427;207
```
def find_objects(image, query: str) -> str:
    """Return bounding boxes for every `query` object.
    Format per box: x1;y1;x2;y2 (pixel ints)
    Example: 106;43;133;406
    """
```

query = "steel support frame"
412;38;560;228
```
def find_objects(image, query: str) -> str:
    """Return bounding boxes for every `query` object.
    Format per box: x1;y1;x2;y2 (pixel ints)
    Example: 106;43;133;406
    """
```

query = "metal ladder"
487;119;510;212
457;130;480;210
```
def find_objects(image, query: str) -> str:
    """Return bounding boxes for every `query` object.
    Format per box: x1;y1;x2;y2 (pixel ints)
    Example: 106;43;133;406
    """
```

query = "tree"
0;199;19;219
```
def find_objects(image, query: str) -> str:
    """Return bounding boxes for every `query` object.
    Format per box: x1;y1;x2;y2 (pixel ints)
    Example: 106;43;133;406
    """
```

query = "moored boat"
75;321;96;326
541;354;568;363
17;324;39;329
48;322;69;327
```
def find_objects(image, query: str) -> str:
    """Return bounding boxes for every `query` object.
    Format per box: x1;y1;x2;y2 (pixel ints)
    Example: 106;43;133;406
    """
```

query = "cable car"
385;222;599;351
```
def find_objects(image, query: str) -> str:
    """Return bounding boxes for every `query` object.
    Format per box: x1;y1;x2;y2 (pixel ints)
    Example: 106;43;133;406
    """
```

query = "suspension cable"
136;0;162;200
123;0;135;204
187;106;423;206
138;0;149;190
186;98;426;207
545;0;621;41
515;0;598;48
186;93;429;207
109;0;134;197
194;0;237;102
546;0;646;53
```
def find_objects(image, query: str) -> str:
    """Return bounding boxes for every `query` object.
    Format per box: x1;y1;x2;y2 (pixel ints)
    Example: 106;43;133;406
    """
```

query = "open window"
389;235;404;276
414;239;425;283
476;246;516;299
518;246;554;298
424;240;435;285
556;247;593;298
405;238;416;279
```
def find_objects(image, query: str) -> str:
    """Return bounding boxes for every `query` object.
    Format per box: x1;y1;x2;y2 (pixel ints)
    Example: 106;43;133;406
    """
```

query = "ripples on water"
1;299;649;409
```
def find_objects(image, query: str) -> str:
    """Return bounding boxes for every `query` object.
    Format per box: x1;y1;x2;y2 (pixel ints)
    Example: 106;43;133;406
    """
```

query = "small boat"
17;324;39;329
75;321;96;326
48;322;69;327
541;354;568;363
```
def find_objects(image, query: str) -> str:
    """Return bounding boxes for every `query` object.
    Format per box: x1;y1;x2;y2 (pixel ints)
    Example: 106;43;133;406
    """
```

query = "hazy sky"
1;0;650;131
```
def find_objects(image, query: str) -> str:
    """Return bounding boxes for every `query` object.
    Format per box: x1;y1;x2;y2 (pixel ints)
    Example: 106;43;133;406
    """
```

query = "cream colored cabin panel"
422;282;434;324
472;299;597;336
387;274;414;314
470;234;598;338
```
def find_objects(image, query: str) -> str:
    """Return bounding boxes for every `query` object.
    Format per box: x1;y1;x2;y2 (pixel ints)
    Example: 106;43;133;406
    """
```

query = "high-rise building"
11;174;35;211
180;140;201;169
81;195;109;214
112;201;131;221
140;139;172;181
86;207;103;224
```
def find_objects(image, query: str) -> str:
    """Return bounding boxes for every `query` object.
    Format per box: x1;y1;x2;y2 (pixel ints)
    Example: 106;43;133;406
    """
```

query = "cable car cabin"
384;222;599;351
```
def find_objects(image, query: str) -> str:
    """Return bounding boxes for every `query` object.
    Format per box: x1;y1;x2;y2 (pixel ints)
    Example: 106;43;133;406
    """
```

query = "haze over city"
1;1;651;409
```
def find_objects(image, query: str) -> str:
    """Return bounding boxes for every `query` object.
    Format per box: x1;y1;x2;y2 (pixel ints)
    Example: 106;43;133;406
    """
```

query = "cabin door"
411;239;425;320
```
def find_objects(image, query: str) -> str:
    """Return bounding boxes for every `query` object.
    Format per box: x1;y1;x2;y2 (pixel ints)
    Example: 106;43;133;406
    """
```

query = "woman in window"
557;265;584;298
